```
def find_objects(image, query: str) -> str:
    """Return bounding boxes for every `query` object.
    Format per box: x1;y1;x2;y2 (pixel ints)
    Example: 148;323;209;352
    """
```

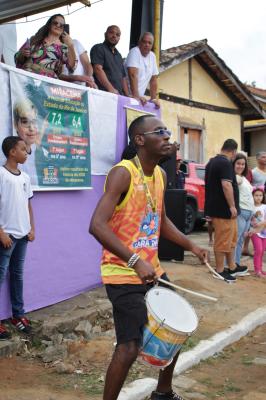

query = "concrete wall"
158;61;189;99
191;59;238;109
159;59;241;161
160;100;241;162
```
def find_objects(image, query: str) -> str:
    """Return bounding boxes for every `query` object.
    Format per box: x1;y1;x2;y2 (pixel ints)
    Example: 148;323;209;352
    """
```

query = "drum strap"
143;318;165;347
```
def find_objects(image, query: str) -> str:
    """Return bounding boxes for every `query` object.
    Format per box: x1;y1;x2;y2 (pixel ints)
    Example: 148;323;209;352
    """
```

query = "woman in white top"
233;153;254;268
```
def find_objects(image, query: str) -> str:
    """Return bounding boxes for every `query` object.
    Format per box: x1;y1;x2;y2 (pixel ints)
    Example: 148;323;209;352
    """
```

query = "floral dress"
15;41;70;79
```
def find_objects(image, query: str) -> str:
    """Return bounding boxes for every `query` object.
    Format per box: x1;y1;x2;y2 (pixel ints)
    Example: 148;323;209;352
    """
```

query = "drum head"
146;287;198;334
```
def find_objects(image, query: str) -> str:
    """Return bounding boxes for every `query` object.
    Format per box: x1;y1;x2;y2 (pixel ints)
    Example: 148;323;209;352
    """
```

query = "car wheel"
185;203;196;234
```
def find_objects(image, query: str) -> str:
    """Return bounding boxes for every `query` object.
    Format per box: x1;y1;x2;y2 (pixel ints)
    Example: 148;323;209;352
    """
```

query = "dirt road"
0;324;265;400
0;228;265;399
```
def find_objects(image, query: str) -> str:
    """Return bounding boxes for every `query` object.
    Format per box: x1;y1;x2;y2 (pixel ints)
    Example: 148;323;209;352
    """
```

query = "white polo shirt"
0;166;33;238
125;46;159;96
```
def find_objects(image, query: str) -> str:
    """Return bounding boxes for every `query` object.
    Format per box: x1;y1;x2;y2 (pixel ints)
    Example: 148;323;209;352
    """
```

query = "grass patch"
216;379;242;396
198;377;213;386
79;372;105;395
241;355;253;365
181;336;200;352
213;350;231;360
30;336;44;349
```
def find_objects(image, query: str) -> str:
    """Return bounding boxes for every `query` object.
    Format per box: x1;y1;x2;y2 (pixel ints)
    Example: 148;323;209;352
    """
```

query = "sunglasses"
52;21;65;29
142;129;172;137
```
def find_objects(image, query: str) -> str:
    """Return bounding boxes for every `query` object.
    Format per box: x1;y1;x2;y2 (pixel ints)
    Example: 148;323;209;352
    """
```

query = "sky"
15;0;266;88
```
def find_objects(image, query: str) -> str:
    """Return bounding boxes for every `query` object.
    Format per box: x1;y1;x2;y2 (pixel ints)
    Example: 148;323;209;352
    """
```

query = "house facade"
158;40;264;162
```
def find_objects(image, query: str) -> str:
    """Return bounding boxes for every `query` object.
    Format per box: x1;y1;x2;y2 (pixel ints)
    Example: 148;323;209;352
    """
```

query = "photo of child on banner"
10;70;91;190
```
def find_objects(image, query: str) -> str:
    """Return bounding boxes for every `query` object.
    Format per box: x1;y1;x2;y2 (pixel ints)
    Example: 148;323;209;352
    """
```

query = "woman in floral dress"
15;14;76;79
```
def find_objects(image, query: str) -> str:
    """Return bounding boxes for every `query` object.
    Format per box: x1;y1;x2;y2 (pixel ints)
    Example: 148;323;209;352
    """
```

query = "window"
180;162;188;174
196;167;205;180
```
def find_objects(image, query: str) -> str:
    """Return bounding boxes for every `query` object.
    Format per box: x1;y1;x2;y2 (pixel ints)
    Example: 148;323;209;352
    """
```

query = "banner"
0;65;12;165
10;70;91;190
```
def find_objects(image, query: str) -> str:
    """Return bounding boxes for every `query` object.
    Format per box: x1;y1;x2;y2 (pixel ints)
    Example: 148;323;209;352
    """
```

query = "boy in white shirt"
0;136;35;339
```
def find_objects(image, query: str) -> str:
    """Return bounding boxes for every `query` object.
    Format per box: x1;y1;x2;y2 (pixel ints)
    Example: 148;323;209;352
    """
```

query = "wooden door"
180;127;201;162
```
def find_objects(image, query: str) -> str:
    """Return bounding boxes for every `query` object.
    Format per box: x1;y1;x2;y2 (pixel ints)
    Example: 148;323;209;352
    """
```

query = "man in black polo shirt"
205;139;248;282
90;25;129;96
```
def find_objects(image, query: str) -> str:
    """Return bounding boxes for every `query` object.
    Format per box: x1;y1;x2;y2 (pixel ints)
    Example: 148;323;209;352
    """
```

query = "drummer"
89;115;208;400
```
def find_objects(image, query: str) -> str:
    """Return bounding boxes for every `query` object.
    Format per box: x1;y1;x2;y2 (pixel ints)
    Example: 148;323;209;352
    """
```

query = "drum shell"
139;287;198;369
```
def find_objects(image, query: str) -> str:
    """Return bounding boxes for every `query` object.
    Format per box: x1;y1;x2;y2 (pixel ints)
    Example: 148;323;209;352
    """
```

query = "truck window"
180;163;188;174
196;167;205;180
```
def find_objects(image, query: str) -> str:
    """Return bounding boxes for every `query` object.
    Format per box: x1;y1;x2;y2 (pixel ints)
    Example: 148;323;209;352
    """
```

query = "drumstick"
204;261;231;284
157;278;217;302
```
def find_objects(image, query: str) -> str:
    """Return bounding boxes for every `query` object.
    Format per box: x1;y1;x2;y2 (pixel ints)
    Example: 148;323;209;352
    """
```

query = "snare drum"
139;286;198;368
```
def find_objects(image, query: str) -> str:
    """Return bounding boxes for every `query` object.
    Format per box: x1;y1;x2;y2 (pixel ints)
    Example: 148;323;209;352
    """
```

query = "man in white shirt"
60;39;96;88
125;32;160;108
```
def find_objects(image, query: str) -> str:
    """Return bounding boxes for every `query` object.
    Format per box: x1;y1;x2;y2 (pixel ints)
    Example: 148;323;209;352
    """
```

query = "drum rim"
145;286;199;335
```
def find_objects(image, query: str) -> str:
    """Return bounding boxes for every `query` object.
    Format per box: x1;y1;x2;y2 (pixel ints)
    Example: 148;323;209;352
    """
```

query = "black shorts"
105;273;169;345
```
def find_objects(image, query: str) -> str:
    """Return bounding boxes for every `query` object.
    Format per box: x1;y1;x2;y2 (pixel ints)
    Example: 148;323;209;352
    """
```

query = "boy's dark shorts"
105;273;169;345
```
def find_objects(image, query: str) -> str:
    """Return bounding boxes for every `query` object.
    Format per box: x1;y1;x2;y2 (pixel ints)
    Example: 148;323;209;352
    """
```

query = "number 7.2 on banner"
48;112;82;130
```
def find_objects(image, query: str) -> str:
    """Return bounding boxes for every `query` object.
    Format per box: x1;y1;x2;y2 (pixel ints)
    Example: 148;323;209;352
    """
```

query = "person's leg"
156;351;180;393
235;212;245;265
104;283;148;399
212;218;241;280
9;237;28;318
262;238;266;275
228;217;248;276
0;241;15;339
0;242;14;288
103;341;139;400
225;249;236;269
214;251;226;272
212;218;226;272
257;236;264;274
251;235;263;274
212;218;233;273
207;221;214;245
235;210;251;266
242;236;252;256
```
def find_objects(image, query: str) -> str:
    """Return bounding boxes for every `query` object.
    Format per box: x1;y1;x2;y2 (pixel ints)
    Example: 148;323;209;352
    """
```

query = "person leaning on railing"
14;14;76;79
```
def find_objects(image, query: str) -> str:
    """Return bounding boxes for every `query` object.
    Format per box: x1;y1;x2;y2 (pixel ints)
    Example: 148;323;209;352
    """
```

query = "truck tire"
185;203;196;234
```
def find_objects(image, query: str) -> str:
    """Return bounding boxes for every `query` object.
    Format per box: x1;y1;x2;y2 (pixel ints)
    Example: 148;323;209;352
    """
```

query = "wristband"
127;253;140;268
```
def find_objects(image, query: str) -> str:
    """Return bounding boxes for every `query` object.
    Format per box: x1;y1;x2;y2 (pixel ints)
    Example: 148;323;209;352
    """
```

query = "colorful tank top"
101;159;165;284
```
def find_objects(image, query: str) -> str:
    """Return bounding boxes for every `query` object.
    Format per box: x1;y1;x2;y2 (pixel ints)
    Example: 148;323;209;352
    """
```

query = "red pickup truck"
180;161;206;234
